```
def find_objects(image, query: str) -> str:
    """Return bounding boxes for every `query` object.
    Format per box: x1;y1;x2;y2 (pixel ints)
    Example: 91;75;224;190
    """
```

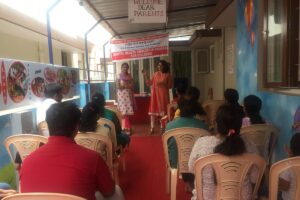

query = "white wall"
192;39;224;101
190;28;237;101
224;27;237;89
0;30;39;62
0;4;92;67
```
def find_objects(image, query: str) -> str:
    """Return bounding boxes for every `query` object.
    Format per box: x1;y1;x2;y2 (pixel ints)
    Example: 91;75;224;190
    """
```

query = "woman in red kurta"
142;60;173;134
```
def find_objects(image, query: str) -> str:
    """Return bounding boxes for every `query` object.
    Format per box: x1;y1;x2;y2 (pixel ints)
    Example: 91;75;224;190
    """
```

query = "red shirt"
20;136;114;200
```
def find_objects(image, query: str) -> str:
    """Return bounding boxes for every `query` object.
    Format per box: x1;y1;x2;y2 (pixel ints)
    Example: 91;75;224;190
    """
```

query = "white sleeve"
280;169;292;182
36;103;46;125
188;136;214;172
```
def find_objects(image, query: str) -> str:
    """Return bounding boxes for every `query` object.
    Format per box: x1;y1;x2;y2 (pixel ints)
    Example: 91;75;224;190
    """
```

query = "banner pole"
84;19;102;102
46;0;61;65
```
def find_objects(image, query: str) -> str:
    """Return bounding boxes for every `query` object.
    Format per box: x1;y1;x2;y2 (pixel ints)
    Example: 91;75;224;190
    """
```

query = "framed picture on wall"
195;49;209;73
209;45;215;73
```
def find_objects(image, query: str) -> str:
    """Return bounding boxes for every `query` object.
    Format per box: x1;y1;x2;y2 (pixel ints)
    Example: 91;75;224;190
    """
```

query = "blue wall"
236;0;300;160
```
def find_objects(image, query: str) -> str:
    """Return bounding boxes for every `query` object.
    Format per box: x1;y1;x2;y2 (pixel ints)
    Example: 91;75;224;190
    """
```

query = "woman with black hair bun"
242;95;266;127
79;102;101;133
188;104;258;200
224;88;245;118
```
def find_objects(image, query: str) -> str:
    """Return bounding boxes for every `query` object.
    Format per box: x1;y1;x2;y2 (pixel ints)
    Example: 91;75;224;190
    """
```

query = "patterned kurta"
117;73;135;116
147;71;172;116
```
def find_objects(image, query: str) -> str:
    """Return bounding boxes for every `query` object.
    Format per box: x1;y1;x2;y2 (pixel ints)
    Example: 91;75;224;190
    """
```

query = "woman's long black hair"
79;102;100;132
214;105;246;156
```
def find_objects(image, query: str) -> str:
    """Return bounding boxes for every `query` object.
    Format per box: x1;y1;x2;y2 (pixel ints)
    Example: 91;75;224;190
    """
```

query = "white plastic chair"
194;153;266;200
162;127;210;200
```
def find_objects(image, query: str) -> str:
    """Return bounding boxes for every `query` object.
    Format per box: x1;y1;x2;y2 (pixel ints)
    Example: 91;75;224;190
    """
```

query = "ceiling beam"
85;0;120;38
205;0;234;28
119;22;205;36
102;3;217;21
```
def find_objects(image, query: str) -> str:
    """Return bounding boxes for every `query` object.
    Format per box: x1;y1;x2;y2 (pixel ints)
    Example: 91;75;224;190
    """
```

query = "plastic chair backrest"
97;118;117;150
162;127;210;173
194;153;266;200
105;106;122;126
4;134;48;162
167;102;178;121
75;132;113;170
240;124;278;164
2;192;85;200
202;100;225;130
269;157;300;200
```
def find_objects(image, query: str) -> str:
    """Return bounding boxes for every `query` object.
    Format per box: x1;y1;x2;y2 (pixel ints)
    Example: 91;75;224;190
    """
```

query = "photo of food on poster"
0;59;80;111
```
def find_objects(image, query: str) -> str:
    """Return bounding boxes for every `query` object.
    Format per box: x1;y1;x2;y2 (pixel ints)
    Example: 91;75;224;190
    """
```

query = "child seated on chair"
160;85;186;133
278;133;300;200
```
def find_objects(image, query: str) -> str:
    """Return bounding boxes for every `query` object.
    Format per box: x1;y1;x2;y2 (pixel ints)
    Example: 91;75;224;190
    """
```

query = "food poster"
0;59;80;111
53;65;80;99
0;59;31;110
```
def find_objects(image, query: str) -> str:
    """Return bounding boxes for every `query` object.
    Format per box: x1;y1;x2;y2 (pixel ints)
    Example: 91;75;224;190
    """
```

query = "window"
195;49;209;73
131;60;140;93
210;45;215;73
130;58;156;94
61;51;68;67
106;64;115;81
143;59;151;93
263;0;299;88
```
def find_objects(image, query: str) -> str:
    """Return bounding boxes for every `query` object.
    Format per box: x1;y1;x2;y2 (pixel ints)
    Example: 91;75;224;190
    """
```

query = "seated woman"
79;102;110;136
188;104;258;200
224;88;245;118
160;85;187;132
242;95;266;127
165;99;208;191
172;84;187;104
92;93;130;147
174;86;206;120
79;103;110;159
279;133;300;199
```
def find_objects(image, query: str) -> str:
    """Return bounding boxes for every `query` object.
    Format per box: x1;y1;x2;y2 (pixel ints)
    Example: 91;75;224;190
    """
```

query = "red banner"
111;34;169;61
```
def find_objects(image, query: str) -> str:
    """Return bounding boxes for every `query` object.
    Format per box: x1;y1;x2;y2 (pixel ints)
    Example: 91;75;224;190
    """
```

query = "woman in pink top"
142;60;173;134
117;63;135;134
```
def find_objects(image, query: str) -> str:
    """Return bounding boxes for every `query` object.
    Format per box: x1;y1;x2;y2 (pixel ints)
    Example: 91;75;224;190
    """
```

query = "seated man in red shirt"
20;102;120;200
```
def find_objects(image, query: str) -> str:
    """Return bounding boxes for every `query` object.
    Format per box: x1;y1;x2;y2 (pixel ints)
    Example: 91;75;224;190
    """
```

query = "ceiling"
82;0;219;39
208;0;236;28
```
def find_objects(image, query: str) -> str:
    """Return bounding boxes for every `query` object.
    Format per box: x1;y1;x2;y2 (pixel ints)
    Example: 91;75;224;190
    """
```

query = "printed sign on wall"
111;33;169;61
0;59;80;111
128;0;166;23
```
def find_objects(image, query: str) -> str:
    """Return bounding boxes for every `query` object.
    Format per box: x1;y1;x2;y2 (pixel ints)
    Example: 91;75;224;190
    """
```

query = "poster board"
0;59;80;111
